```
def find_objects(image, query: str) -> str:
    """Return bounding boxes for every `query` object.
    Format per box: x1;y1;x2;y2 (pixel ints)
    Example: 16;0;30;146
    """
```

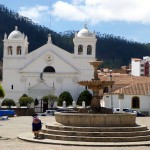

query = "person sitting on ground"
32;115;42;138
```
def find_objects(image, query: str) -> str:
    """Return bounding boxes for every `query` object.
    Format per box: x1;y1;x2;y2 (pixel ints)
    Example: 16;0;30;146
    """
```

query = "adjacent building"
101;75;150;115
131;56;150;76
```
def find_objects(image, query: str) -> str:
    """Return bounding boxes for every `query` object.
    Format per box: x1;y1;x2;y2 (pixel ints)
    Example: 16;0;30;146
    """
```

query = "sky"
1;0;150;43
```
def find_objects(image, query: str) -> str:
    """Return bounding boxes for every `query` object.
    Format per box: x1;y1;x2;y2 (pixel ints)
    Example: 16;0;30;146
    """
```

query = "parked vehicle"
41;110;55;116
45;110;55;116
0;110;15;117
113;108;146;117
132;110;146;117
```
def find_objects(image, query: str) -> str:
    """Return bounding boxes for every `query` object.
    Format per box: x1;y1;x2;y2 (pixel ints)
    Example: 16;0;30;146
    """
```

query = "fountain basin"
55;112;136;127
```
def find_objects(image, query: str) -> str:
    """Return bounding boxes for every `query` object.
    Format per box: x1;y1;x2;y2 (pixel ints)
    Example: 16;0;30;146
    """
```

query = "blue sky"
1;0;150;43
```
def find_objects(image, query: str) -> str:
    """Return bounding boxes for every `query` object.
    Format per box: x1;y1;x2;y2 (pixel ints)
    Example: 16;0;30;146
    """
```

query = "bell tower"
73;24;97;58
2;26;29;100
3;26;28;58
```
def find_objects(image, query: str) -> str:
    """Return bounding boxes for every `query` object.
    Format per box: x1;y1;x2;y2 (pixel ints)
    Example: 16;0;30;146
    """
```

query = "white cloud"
52;1;86;21
18;5;49;23
51;0;150;24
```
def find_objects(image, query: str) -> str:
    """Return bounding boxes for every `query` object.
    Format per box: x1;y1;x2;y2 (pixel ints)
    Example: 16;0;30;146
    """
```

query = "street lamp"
109;70;113;109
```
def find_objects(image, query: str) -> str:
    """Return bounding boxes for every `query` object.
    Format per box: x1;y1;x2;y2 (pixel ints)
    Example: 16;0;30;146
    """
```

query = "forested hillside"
0;4;150;68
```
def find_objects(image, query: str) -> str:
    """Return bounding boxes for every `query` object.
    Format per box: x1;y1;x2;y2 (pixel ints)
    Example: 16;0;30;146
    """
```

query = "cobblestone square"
0;116;150;150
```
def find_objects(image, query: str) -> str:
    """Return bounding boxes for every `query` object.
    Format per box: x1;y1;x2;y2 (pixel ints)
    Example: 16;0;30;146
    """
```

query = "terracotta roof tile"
113;82;150;95
99;73;150;95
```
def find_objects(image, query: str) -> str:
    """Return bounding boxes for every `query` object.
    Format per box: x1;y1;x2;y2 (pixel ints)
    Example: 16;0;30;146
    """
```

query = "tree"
2;98;16;108
77;90;92;106
21;94;28;97
19;95;34;106
57;91;73;106
42;94;59;108
0;84;5;98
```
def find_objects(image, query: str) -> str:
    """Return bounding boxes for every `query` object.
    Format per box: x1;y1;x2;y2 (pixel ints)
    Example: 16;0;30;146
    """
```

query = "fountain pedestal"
78;60;114;113
55;112;136;127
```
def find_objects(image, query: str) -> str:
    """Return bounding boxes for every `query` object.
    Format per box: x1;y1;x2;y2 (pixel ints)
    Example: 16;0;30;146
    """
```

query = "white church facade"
2;25;97;102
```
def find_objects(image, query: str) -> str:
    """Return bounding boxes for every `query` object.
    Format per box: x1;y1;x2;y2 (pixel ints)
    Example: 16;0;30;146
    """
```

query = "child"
32;115;42;138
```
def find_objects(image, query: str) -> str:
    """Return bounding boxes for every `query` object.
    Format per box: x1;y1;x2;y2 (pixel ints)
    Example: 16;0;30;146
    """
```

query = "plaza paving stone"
1;115;150;150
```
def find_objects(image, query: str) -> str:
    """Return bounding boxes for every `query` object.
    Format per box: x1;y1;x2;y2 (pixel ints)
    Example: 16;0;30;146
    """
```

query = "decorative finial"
47;34;52;43
4;33;7;39
84;22;87;29
15;26;18;31
84;19;88;29
25;35;28;40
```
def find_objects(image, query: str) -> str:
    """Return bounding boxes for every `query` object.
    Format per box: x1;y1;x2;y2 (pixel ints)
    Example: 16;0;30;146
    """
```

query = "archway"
132;96;140;109
43;66;55;73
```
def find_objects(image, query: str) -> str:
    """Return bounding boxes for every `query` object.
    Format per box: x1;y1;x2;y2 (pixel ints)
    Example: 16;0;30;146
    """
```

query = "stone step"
40;133;150;142
41;128;150;137
45;124;148;132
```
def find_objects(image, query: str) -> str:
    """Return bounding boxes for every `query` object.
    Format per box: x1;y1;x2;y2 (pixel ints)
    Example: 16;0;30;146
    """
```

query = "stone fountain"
78;60;114;113
55;60;136;127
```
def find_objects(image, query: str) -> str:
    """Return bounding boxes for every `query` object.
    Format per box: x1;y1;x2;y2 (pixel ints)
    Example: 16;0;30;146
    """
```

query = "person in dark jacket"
32;116;42;138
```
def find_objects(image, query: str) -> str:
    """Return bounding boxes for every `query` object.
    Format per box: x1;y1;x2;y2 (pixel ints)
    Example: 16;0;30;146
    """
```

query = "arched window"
132;96;140;109
78;45;83;55
43;66;55;73
87;45;92;55
103;87;109;93
17;46;21;55
7;46;12;55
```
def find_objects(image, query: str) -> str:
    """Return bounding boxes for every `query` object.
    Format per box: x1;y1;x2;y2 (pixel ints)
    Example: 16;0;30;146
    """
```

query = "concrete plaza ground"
0;115;150;150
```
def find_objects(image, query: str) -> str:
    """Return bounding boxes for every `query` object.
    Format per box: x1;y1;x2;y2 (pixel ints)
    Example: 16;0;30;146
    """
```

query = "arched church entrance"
43;100;48;113
34;98;48;113
43;66;55;73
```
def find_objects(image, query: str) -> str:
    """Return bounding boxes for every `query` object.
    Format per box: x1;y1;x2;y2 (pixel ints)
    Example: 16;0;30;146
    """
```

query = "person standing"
32;115;42;138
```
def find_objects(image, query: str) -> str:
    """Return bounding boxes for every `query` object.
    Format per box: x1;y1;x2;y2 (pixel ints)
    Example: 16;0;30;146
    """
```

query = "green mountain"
0;4;150;69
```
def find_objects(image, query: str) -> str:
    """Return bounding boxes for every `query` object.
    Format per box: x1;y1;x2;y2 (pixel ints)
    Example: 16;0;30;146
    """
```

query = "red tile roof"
98;73;150;95
113;82;150;95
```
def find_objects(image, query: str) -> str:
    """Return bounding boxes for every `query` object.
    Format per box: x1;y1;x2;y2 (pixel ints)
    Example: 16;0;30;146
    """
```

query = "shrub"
1;98;16;107
21;94;28;97
77;90;92;106
57;91;73;106
19;96;34;106
0;84;5;98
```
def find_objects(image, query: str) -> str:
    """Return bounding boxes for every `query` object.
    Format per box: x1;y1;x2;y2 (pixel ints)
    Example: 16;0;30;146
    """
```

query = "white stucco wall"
131;60;141;76
104;94;150;115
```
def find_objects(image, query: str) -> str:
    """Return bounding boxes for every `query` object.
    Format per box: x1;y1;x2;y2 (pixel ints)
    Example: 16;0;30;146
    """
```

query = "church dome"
77;24;93;38
8;26;24;40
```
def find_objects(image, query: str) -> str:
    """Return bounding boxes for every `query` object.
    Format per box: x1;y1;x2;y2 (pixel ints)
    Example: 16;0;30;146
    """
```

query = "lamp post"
109;70;113;109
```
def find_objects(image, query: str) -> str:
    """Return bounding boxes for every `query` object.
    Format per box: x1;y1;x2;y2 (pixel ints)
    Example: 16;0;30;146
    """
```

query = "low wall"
55;112;136;127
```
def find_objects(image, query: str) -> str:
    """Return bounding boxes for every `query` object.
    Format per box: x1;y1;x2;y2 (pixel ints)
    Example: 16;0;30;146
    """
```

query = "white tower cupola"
73;24;97;58
3;26;29;58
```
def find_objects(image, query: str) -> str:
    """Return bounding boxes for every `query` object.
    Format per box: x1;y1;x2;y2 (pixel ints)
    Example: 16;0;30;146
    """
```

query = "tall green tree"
2;98;15;108
58;91;73;107
19;95;34;106
77;90;92;106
